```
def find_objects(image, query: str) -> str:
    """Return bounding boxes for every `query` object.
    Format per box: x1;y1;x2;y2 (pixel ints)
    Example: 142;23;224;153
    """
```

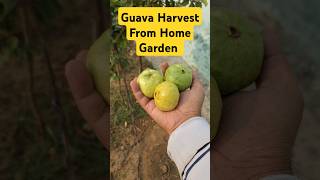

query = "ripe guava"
154;81;180;112
87;30;110;103
137;68;163;98
211;77;222;139
165;63;192;91
212;8;263;95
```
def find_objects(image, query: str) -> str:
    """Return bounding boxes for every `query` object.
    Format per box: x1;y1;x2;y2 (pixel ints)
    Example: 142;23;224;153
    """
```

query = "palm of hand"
149;87;204;134
212;26;303;179
130;62;205;134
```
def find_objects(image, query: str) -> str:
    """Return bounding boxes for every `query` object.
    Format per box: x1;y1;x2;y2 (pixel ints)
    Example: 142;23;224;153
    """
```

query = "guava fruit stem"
228;26;241;38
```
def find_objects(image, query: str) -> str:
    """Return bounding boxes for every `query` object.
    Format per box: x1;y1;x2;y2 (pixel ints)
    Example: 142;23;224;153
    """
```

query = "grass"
110;82;146;125
110;58;152;126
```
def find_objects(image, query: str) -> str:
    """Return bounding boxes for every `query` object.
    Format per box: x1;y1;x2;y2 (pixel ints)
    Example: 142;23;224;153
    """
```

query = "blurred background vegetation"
0;0;108;179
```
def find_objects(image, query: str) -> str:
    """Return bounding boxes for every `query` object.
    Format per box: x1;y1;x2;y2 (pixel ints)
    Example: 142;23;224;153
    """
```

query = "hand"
130;62;205;134
212;25;304;179
65;50;109;149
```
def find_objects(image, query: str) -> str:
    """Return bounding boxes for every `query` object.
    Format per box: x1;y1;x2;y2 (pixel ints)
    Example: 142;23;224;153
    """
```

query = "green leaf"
195;1;202;7
200;0;208;6
180;0;190;7
165;0;170;7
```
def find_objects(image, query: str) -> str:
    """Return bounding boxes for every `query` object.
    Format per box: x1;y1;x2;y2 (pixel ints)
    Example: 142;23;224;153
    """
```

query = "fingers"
190;71;204;93
160;62;169;75
188;71;205;106
256;25;295;89
130;78;150;107
65;51;94;99
65;51;108;148
263;24;282;59
130;78;156;113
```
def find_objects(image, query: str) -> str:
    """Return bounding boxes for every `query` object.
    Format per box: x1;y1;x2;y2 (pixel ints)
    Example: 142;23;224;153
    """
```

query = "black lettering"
130;28;156;37
185;31;191;37
160;28;191;38
171;45;177;52
140;43;147;52
195;14;200;22
122;13;128;22
183;16;189;22
139;43;178;53
122;13;153;22
130;28;135;37
189;16;194;22
158;44;164;52
160;28;167;37
158;13;166;22
157;13;200;22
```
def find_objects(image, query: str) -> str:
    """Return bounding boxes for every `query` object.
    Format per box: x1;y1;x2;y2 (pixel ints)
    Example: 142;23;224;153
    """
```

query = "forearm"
167;117;210;180
166;117;299;180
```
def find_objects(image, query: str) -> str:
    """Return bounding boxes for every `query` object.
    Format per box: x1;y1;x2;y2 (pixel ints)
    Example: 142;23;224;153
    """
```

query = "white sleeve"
167;116;210;180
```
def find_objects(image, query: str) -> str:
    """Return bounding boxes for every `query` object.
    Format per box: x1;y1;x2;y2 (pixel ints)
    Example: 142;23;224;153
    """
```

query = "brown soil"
110;118;180;180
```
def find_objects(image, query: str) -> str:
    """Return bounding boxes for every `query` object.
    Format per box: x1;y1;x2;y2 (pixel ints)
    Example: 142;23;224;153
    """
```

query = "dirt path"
111;118;180;180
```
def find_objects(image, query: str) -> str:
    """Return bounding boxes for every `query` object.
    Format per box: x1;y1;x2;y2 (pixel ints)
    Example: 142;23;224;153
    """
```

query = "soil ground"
110;118;180;180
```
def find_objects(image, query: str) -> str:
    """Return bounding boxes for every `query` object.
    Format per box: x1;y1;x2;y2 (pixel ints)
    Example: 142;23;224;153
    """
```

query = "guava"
154;81;180;112
165;64;192;91
87;30;110;103
137;68;163;98
212;8;263;95
211;77;222;139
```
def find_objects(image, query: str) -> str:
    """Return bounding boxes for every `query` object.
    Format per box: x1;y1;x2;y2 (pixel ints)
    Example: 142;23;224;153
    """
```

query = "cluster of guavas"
137;64;192;112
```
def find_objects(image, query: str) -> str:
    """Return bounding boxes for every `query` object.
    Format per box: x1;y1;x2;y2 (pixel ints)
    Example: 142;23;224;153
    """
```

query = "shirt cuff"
261;175;299;180
167;116;210;174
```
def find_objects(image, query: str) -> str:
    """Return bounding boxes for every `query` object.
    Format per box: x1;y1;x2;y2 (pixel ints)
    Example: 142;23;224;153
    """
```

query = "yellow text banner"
118;7;202;56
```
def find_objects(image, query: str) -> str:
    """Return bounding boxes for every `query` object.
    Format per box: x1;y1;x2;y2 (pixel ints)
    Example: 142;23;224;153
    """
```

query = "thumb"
160;62;169;75
190;71;205;95
256;25;294;89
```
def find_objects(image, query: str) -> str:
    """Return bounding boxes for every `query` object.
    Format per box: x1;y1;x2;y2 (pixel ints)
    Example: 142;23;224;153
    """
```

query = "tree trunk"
115;64;126;104
139;56;143;73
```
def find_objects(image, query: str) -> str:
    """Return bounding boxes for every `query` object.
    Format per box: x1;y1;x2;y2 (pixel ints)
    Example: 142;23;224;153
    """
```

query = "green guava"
212;8;263;95
137;68;163;98
211;77;222;140
154;81;180;112
87;30;110;103
165;64;192;91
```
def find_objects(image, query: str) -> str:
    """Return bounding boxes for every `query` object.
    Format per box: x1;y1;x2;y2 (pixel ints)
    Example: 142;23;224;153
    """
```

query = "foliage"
111;88;146;124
